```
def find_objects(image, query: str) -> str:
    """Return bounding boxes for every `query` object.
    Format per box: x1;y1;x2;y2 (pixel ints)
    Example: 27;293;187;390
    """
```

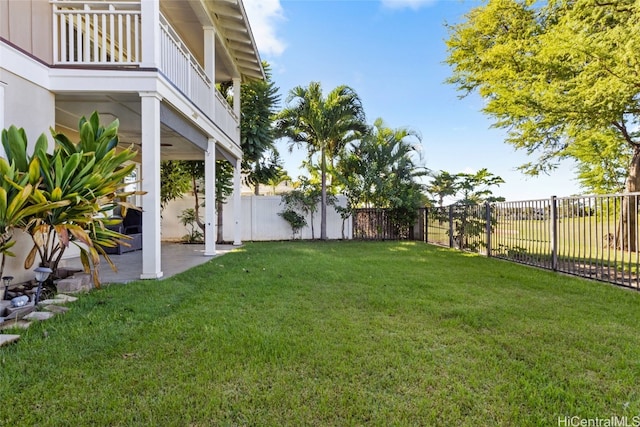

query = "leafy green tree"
456;168;505;205
445;0;640;248
266;169;292;195
427;171;459;207
160;159;234;243
335;118;427;235
160;161;191;210
240;61;283;194
277;82;368;240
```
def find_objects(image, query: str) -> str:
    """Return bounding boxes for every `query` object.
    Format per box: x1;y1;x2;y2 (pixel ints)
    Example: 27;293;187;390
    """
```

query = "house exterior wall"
3;70;55;145
0;0;53;63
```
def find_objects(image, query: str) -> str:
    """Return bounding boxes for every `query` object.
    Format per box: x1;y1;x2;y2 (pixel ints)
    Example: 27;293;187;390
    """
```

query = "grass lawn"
2;241;640;426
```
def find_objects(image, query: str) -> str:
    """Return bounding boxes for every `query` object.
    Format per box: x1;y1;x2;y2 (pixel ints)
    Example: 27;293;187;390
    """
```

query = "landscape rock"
0;320;32;330
24;311;55;321
43;305;69;314
55;294;78;303
5;304;35;318
56;277;85;293
0;334;20;347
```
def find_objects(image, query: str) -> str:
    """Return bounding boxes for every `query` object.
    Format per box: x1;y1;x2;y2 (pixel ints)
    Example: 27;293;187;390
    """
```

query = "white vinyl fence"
161;195;352;242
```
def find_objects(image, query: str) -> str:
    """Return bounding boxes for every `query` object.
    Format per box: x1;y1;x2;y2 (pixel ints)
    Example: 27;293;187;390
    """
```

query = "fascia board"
0;42;50;89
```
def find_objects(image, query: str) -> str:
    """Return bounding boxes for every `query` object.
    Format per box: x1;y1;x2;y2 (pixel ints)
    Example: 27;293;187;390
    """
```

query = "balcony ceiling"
161;0;264;82
55;93;210;162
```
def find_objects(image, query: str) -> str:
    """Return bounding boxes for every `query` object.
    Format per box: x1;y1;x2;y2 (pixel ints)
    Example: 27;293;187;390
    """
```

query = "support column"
140;92;163;279
232;78;241;121
0;81;6;159
204;138;216;256
233;157;242;245
141;0;160;68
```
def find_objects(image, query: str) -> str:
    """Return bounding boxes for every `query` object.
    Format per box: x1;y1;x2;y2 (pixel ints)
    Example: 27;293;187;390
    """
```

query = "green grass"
2;241;640;426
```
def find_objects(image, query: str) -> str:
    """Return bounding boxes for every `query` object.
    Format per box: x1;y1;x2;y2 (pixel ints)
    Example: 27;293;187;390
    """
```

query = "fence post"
485;202;492;257
448;205;454;248
424;208;428;243
550;195;558;271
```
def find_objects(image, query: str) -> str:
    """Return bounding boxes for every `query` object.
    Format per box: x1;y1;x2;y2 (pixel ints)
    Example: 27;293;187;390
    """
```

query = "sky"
243;0;583;202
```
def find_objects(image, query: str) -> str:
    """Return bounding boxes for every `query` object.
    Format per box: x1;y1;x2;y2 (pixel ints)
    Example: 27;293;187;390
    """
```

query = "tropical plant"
1;113;140;286
431;168;505;251
0;128;70;279
160;159;234;243
445;0;640;249
160;160;191;210
277;82;368;240
427;171;459;207
336;118;427;234
240;61;283;195
278;209;307;240
179;208;204;243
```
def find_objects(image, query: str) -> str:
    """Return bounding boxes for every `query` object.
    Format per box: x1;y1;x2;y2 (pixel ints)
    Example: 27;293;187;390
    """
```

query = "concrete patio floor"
62;243;239;284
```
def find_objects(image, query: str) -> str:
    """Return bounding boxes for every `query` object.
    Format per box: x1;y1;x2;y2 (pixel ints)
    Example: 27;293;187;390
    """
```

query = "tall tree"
445;0;640;248
240;61;283;194
336;118;427;230
427;171;459;207
277;82;368;240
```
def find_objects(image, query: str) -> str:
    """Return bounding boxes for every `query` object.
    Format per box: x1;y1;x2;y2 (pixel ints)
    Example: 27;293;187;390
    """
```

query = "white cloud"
243;0;287;57
380;0;437;10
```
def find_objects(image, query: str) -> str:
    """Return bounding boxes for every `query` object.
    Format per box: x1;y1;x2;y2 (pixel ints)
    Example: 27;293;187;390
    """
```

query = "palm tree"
427;171;459;207
276;82;367;240
353;118;426;209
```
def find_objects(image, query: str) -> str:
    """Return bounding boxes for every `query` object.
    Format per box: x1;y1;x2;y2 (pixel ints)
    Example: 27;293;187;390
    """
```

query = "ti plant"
2;112;142;286
0;127;69;279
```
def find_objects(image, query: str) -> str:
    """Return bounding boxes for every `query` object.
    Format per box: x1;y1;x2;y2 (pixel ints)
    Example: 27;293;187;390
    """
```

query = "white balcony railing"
51;0;238;135
158;14;211;113
52;0;141;64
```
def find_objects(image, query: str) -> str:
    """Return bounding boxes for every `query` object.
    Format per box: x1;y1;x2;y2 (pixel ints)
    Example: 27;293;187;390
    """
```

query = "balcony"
51;0;238;138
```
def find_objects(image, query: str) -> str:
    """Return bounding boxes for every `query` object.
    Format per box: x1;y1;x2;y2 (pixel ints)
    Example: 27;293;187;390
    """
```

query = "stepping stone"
39;298;68;306
24;311;55;321
56;277;84;293
0;300;11;312
0;320;31;330
4;305;35;319
55;294;78;303
44;305;69;314
0;334;20;347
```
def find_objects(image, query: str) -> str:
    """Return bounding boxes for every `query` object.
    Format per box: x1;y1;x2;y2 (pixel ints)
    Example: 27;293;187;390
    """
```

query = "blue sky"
243;0;582;202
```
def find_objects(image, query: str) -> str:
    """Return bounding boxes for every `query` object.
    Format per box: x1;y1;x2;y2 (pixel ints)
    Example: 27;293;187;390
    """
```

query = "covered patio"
63;243;239;284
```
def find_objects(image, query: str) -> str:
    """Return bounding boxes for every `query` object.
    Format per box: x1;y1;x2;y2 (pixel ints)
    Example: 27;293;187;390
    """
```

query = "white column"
141;0;161;68
232;77;241;120
204;138;216;256
233;157;242;245
203;26;216;116
0;81;6;159
139;92;163;279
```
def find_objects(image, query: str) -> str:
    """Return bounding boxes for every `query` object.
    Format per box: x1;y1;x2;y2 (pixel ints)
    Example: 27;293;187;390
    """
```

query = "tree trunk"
254;182;260;196
320;150;327;240
217;200;224;243
619;148;640;252
193;176;205;233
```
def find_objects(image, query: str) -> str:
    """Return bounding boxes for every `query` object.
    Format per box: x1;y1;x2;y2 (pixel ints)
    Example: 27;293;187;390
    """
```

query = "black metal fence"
425;193;640;290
